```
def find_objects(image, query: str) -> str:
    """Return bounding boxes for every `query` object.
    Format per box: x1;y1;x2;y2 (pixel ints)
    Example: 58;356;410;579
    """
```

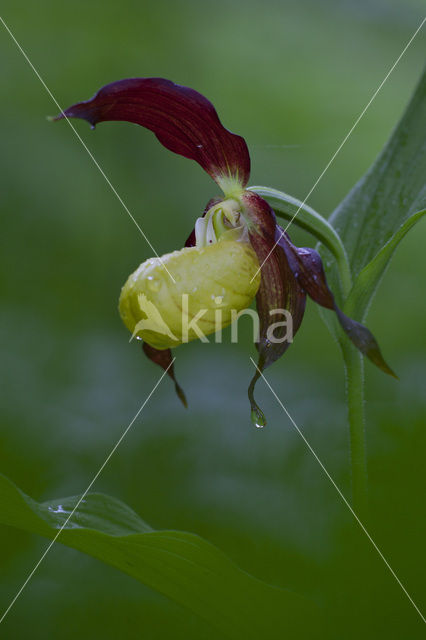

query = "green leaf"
316;67;426;358
329;66;426;280
0;473;318;638
344;209;426;322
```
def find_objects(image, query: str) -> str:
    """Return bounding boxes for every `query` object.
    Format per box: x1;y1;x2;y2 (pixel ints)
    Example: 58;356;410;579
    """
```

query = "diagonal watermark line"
0;360;174;626
0;15;176;284
250;357;426;624
251;15;426;283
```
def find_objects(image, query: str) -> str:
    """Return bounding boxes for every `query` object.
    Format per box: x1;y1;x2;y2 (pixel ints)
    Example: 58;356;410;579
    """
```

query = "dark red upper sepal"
56;78;250;187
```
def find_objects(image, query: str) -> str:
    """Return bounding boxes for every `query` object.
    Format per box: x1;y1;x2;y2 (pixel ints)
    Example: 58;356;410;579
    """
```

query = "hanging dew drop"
251;408;266;429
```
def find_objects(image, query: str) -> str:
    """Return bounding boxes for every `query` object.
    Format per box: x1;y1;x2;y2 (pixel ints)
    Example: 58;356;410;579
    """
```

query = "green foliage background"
0;0;425;637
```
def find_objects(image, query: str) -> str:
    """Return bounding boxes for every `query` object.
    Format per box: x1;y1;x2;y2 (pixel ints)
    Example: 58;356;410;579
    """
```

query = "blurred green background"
0;0;425;637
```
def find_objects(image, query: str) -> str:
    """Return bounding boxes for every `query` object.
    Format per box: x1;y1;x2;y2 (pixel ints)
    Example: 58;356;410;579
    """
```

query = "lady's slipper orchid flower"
56;78;394;426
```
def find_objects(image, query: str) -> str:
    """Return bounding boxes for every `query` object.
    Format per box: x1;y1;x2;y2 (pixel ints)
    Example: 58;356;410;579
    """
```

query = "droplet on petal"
119;234;261;350
147;276;161;292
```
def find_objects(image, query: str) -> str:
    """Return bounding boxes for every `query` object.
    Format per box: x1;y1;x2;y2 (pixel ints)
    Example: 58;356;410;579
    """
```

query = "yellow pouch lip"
118;235;260;349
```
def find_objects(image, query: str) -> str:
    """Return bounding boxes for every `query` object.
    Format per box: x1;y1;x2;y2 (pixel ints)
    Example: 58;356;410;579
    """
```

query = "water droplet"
147;276;160;292
251;408;266;429
48;504;67;514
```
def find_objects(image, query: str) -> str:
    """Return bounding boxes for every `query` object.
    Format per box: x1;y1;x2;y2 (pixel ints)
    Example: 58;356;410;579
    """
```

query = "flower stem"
249;186;370;514
248;185;352;296
342;342;369;518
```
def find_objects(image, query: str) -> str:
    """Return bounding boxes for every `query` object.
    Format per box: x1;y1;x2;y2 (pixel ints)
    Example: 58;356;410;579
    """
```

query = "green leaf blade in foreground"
0;473;318;639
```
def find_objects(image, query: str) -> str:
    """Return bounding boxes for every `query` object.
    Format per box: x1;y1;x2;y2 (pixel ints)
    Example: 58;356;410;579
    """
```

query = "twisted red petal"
142;343;187;407
55;78;250;187
276;228;396;377
241;192;306;424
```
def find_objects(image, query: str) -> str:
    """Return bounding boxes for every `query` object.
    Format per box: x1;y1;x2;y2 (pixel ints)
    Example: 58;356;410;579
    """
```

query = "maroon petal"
55;78;250;187
185;226;197;249
276;228;396;377
142;343;187;407
241;192;307;425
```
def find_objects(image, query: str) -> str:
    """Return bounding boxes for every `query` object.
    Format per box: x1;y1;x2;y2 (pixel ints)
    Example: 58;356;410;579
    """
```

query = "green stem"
248;186;352;296
342;342;368;518
249;185;369;513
